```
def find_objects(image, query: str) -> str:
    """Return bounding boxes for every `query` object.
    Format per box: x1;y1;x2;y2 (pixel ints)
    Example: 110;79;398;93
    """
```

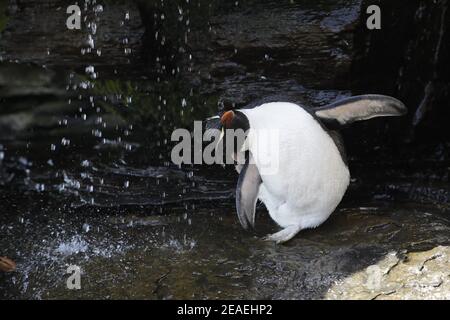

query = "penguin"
206;95;407;244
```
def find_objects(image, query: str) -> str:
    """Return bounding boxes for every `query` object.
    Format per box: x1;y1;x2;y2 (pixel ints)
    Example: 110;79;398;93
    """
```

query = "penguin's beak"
204;115;223;146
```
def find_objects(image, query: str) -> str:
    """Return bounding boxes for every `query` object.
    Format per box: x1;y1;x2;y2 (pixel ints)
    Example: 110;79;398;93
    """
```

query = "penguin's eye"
220;110;235;128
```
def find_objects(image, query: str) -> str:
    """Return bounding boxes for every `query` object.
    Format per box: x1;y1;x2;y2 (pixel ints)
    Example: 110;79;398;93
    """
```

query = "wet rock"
0;61;130;139
326;246;450;300
0;1;144;75
203;1;358;87
0;62;70;138
0;62;66;98
138;0;361;104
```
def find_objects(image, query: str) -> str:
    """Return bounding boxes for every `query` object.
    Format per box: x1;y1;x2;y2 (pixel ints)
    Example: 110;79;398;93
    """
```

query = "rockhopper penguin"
208;95;407;244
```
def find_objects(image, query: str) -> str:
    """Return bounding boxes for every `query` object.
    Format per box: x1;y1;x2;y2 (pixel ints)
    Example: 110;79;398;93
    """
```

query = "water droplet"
94;4;103;13
82;223;90;233
61;138;71;146
92;129;102;138
90;22;97;35
81;160;91;167
86;34;95;49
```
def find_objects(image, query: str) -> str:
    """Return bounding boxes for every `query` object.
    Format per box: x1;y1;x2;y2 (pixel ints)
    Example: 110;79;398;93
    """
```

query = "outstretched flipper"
315;94;407;127
236;154;262;230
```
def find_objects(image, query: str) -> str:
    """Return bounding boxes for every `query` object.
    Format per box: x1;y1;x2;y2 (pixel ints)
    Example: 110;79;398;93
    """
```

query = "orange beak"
220;110;234;128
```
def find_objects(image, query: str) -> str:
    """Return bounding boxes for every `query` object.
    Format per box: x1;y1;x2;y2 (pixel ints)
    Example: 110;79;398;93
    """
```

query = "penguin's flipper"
315;94;407;127
236;154;262;230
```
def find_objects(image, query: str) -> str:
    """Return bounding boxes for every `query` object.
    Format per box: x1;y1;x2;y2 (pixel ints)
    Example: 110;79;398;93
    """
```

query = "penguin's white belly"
241;102;350;229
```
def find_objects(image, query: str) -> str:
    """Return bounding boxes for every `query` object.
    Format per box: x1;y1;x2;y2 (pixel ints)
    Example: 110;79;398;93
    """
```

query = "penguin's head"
218;110;250;161
220;110;249;132
203;109;250;160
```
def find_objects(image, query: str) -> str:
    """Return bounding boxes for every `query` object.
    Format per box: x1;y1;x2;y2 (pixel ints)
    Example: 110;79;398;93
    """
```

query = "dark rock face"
194;0;359;92
352;0;450;146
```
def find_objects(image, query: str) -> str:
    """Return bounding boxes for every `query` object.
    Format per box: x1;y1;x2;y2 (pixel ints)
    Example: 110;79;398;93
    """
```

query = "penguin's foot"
263;225;302;244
